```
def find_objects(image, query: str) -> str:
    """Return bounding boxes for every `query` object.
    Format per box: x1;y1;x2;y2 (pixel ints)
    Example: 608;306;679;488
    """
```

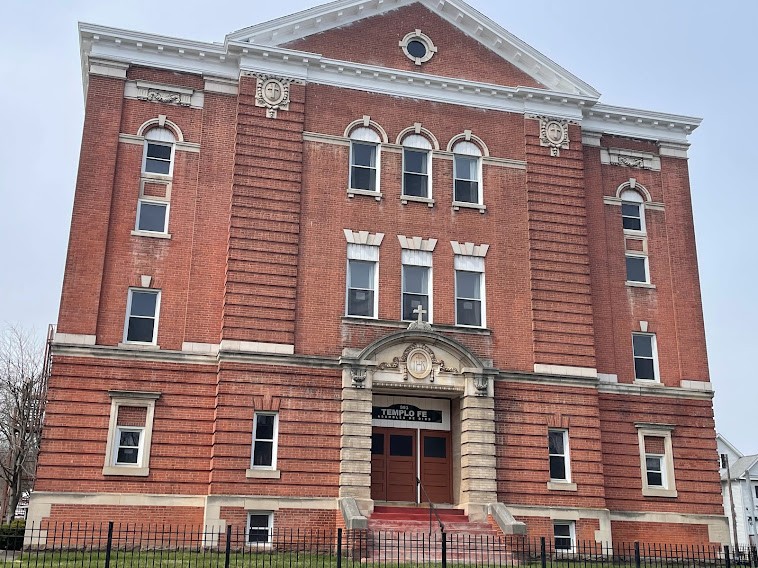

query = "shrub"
0;520;25;550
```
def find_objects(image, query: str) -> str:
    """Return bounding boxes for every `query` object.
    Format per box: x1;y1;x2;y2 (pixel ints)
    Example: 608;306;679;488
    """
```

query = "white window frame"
345;243;379;319
620;190;646;234
625;253;650;284
401;134;433;202
247;512;274;545
250;412;279;470
636;424;677;498
123;288;161;345
135;199;170;234
553;521;576;553
103;391;159;476
452;141;483;207
548;429;571;483
142;128;176;178
454;266;485;328
348;127;381;195
632;332;659;382
401;249;433;323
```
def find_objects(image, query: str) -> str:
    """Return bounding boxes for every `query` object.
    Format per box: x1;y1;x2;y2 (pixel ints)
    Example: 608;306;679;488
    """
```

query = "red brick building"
33;0;727;548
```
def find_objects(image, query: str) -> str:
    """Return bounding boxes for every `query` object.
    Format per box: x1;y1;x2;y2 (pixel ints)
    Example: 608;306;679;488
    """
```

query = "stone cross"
413;304;426;324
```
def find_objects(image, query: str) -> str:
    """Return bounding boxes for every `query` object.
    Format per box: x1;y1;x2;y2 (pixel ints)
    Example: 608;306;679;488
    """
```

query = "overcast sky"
1;1;756;453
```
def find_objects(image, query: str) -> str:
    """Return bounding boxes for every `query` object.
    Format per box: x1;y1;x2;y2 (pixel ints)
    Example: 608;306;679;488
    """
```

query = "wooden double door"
370;427;452;504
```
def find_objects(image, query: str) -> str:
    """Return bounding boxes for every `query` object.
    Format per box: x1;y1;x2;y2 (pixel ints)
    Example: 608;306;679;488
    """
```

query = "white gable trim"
226;0;599;98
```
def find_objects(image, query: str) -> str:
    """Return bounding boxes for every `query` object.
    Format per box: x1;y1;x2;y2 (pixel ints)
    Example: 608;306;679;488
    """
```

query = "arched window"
620;189;646;233
452;140;482;205
349;127;381;192
401;134;433;199
142;128;176;176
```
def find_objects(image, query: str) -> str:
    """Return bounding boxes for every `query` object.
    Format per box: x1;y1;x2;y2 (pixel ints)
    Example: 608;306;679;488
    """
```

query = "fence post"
104;522;114;568
224;525;232;568
725;545;732;568
540;536;546;568
337;528;343;568
441;530;447;568
634;541;641;568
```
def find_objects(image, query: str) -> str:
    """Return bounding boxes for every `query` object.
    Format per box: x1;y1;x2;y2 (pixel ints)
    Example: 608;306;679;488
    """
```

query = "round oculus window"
406;40;427;59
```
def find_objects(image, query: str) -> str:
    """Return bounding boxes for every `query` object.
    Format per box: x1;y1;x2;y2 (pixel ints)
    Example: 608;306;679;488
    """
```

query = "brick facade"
35;0;726;548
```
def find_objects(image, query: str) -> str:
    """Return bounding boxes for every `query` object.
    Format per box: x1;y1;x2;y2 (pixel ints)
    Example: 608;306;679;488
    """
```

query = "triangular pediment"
226;0;599;97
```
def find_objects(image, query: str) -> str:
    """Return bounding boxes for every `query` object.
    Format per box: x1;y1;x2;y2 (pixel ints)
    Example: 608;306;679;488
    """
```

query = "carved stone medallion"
376;343;460;383
406;348;433;379
254;76;291;119
529;115;572;157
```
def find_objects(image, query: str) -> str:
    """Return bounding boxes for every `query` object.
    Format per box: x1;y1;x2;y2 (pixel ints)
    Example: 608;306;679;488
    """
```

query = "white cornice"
582;104;701;144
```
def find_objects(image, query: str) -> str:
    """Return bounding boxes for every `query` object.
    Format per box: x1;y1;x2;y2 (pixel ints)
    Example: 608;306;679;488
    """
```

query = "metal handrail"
416;477;445;535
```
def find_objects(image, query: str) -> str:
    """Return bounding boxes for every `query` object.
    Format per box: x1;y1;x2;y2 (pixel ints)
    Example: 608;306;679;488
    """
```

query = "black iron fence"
0;523;754;567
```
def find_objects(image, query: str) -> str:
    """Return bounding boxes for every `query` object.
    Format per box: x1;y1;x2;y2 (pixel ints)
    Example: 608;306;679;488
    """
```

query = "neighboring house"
718;434;758;548
30;0;728;549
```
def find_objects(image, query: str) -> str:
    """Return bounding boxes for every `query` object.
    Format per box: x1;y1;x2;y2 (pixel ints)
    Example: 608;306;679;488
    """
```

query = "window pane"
256;415;275;440
456;271;481;299
371;433;384;455
626;256;647;282
349;261;374;289
554;524;571;538
621;203;640;218
403;173;428;197
249;514;269;529
348;289;374;317
647;471;663;486
455;156;477;180
454;180;478;203
549;456;566;480
548;431;564;455
127;317;155;343
138;202;167;232
456;299;482;327
117;448;138;464
352;143;376;167
389;435;413;457
119;431;140;447
403;266;428;294
633;335;653;357
253;441;273;466
555;536;572;551
351;166;376;191
130;292;158;317
623;216;642;231
404;150;427;174
634;358;655;380
424;437;446;458
145;158;171;175
406;40;427;59
147;143;172;160
646;457;662;472
402;293;428;321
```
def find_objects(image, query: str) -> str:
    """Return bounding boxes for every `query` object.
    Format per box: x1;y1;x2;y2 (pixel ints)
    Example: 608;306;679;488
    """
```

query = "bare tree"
0;325;50;523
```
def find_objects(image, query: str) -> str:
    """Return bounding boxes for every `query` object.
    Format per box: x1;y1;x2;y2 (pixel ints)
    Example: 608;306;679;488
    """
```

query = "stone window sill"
633;379;662;387
118;342;161;351
131;230;172;240
453;201;486;213
246;469;281;479
547;481;577;492
103;466;149;477
401;195;435;207
347;188;382;201
642;487;677;498
626;281;656;289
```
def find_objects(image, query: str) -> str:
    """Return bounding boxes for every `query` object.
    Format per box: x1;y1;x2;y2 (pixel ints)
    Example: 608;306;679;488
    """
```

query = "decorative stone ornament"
377;343;459;382
406;348;433;379
472;375;489;396
407;305;432;331
254;75;291;118
134;81;193;107
350;367;367;389
399;30;438;65
532;116;571;157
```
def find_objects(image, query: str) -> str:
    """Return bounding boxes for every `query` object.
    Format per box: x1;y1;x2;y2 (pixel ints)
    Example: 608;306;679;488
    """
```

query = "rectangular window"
347;259;377;318
645;454;664;487
251;413;278;469
124;289;160;344
136;200;169;233
548;429;570;482
403;149;429;197
247;512;273;544
103;392;159;477
553;521;575;552
455;270;482;327
637;425;677;497
350;142;377;191
632;333;658;381
622;202;642;231
144;142;173;175
402;265;430;321
454;155;480;203
626;254;649;283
